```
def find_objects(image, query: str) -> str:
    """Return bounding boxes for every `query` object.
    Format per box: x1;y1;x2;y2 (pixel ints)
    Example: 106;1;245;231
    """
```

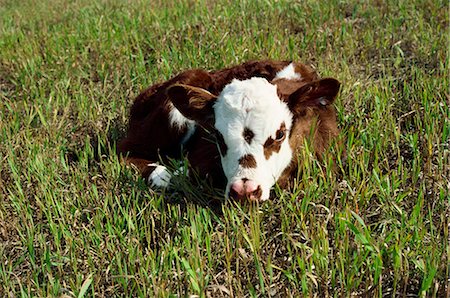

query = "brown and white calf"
118;60;340;201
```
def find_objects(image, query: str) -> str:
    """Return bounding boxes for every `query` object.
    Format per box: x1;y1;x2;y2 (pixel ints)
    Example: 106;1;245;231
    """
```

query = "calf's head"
167;75;340;202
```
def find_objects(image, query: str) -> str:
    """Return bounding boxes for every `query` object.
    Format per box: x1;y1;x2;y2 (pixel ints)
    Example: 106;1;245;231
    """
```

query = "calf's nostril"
250;186;262;200
243;180;258;194
229;187;239;200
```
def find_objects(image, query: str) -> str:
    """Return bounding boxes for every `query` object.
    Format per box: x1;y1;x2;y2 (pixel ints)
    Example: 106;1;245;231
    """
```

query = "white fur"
168;103;196;145
173;164;189;177
275;63;302;80
148;164;171;188
213;77;294;201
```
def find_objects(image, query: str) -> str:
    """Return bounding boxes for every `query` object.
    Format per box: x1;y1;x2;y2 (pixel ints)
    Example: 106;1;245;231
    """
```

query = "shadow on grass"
64;116;227;215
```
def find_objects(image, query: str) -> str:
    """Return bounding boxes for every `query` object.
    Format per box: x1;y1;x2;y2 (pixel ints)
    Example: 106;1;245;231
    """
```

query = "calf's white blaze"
213;77;294;200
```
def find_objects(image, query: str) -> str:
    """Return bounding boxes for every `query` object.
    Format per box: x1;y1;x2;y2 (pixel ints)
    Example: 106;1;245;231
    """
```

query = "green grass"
0;0;448;296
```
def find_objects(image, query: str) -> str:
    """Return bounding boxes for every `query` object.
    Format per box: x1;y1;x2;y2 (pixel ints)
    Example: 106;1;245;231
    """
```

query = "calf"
118;60;340;201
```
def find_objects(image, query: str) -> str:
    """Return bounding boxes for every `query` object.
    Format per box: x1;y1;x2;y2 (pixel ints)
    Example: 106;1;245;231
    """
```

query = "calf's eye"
275;130;285;141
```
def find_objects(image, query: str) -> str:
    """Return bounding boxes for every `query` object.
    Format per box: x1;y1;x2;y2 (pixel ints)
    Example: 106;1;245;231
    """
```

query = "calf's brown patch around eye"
239;154;257;168
263;122;286;160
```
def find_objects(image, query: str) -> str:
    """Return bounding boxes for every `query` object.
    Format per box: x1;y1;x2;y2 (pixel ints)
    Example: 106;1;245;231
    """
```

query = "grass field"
0;0;448;296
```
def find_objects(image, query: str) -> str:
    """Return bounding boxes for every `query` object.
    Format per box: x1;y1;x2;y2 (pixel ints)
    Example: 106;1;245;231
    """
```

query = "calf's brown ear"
288;78;340;113
167;84;217;123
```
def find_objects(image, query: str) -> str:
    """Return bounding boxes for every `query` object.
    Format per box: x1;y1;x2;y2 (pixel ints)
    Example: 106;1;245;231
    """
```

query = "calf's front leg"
124;157;172;188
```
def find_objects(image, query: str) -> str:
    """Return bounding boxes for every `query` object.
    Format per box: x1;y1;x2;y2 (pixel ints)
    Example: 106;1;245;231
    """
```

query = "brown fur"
239;154;257;169
263;122;287;159
243;127;255;144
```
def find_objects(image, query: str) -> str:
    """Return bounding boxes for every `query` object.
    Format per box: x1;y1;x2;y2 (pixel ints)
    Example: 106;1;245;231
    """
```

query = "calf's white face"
167;71;340;202
213;78;293;201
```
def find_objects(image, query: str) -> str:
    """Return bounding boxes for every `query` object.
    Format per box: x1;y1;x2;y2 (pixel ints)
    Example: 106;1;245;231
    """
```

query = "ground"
0;0;448;297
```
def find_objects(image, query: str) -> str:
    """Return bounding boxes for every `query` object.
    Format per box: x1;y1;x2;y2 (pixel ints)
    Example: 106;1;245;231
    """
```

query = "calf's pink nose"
229;179;261;201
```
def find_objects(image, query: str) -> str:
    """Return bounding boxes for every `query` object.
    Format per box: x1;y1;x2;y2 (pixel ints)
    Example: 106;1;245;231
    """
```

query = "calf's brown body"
118;60;340;195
